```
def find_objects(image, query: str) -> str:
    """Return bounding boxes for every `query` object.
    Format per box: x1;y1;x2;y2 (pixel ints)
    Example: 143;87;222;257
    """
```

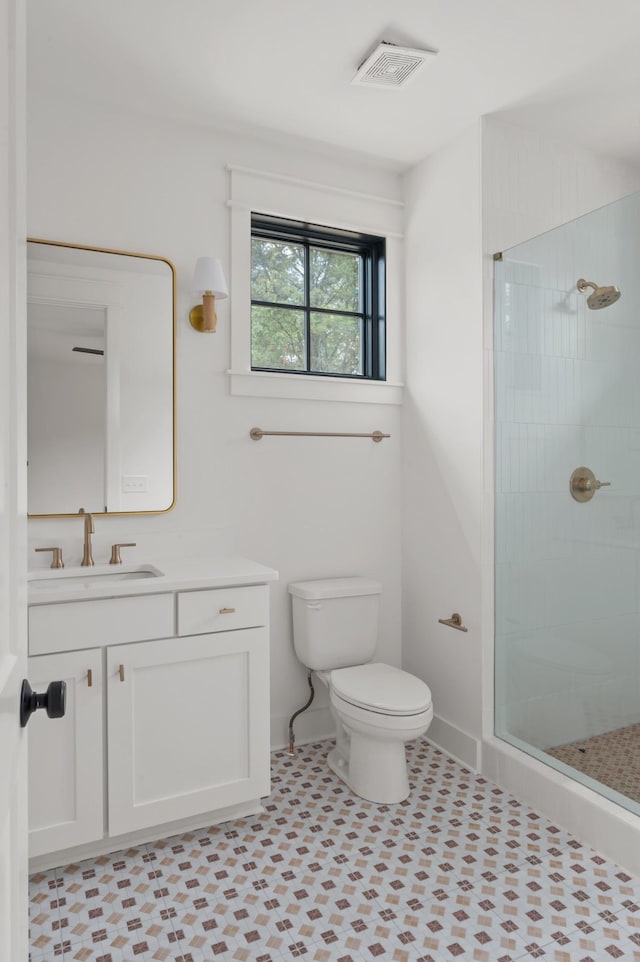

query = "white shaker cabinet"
27;559;277;871
28;648;104;858
107;627;269;837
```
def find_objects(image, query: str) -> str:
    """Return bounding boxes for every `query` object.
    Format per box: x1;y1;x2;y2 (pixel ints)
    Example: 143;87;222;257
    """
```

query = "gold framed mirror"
27;239;176;517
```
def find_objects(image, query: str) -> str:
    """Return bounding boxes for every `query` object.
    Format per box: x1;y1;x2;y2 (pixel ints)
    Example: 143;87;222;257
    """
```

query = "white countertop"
28;555;279;605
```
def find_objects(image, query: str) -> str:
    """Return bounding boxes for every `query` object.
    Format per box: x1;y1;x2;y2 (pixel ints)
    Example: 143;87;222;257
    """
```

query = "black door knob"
20;679;67;728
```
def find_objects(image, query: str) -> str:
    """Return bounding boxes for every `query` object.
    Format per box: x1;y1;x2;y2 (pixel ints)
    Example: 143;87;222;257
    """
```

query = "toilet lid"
331;663;432;715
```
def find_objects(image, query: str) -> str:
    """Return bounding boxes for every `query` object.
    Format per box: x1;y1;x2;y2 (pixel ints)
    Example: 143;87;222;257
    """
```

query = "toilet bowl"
288;577;433;805
325;662;433;804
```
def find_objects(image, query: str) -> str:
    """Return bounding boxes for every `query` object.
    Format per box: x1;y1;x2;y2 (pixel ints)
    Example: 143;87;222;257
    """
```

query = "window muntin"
250;215;385;380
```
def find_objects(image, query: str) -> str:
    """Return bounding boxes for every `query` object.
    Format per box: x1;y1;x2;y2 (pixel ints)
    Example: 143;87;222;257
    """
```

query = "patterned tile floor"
548;723;640;804
29;738;640;961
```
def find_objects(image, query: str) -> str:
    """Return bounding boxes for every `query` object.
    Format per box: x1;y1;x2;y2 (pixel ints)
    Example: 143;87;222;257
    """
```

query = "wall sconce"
189;257;228;333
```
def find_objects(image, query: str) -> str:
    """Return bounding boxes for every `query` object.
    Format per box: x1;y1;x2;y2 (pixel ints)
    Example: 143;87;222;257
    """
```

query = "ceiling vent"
351;41;437;90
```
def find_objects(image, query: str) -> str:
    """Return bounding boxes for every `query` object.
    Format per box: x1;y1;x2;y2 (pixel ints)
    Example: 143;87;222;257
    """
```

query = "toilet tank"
288;577;381;671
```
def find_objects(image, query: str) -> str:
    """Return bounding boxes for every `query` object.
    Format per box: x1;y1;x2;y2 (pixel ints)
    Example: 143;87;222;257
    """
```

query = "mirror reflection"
27;240;175;516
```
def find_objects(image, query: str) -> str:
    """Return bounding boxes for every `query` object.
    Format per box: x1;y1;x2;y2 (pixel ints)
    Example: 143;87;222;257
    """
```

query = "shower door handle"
570;467;611;502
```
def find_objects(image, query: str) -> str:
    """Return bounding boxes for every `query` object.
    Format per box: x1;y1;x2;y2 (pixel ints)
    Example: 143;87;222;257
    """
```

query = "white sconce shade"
190;256;228;333
191;257;228;298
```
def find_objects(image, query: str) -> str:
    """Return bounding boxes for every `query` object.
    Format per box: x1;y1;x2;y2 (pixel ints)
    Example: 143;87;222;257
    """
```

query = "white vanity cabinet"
28;648;104;858
27;562;276;869
107;626;269;837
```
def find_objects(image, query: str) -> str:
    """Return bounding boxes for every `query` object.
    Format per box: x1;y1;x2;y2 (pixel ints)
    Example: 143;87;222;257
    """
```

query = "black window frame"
250;213;386;381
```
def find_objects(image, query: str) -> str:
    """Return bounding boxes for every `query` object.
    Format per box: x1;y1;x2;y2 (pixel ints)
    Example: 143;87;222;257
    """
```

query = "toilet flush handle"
306;602;322;610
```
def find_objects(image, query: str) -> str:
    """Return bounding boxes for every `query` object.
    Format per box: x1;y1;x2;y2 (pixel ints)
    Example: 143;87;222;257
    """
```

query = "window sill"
228;370;404;405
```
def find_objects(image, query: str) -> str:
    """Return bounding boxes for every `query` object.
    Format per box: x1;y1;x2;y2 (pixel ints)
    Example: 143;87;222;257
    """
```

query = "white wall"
402;122;484;768
27;98;404;748
482;117;640;254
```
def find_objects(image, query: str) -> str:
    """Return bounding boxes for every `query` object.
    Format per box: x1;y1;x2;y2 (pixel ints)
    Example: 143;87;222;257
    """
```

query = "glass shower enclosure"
494;189;640;814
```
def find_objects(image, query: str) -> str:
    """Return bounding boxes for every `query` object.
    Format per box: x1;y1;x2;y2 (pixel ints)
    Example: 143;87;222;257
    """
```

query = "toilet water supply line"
288;670;315;756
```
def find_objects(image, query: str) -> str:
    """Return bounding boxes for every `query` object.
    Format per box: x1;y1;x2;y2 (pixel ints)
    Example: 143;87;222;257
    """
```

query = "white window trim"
227;165;404;405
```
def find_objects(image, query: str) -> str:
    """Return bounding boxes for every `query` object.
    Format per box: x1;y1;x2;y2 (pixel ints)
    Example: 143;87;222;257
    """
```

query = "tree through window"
250;214;386;380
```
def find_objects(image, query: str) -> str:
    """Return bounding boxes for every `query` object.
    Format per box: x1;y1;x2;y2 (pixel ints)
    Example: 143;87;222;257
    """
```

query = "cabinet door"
107;628;270;837
28;650;104;857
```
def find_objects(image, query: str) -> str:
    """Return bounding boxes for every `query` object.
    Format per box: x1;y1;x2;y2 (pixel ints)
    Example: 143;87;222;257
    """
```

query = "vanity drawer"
177;585;269;636
29;594;175;655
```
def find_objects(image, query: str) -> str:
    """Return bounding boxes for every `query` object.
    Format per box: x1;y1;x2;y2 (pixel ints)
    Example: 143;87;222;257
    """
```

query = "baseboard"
29;798;264;874
426;714;480;771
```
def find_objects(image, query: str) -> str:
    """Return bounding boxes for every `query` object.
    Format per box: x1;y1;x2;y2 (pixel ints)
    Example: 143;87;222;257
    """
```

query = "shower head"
576;278;621;309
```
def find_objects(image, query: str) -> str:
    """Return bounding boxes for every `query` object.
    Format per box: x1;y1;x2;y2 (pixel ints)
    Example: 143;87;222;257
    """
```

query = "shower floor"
547;722;640;803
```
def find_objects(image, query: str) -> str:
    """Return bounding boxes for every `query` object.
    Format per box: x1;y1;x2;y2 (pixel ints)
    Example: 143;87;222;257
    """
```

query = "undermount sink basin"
29;565;164;589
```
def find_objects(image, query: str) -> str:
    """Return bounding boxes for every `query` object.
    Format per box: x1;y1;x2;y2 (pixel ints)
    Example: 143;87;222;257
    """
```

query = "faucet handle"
110;542;136;565
35;547;64;569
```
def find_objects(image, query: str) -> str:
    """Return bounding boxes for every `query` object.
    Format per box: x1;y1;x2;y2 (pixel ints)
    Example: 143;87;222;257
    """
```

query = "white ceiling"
27;0;640;170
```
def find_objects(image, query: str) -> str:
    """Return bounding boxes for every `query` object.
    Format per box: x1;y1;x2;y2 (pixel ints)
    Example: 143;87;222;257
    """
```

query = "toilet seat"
330;662;431;716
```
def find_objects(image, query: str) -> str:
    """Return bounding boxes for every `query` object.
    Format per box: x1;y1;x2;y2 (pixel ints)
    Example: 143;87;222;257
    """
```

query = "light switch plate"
122;475;148;493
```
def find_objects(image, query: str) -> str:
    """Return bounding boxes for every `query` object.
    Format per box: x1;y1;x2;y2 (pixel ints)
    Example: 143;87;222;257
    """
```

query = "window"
251;214;385;380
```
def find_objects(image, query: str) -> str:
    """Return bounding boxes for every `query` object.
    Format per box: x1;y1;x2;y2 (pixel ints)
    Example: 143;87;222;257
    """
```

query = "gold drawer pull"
87;668;93;687
219;607;236;615
118;664;125;682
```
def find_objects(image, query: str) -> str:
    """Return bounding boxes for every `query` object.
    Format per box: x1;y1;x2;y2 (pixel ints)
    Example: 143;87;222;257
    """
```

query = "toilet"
288;577;433;804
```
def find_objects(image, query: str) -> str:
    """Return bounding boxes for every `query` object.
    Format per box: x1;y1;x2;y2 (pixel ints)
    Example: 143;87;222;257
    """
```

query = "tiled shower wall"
495;190;640;749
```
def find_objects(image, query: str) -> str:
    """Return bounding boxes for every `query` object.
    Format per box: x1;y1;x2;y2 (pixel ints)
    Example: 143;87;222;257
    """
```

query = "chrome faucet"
79;508;94;566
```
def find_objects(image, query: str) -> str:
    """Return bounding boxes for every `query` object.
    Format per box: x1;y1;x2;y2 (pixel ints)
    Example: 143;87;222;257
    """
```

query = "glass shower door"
494;189;640;814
